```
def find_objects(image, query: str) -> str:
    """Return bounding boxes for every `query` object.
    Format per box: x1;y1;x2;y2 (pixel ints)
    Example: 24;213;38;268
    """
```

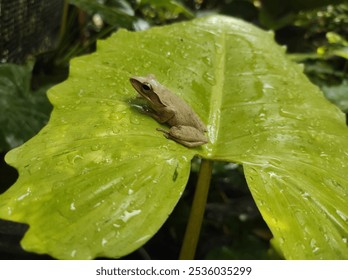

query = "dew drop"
336;210;348;222
120;209;141;223
69;154;84;165
310;239;320;254
278;237;285;245
70;202;76;211
301;191;310;200
53;181;65;189
102;238;108;247
202;56;212;67
78;89;84;97
130;115;140;125
91;144;101;151
71;250;77;258
112;126;120;134
203;72;216;86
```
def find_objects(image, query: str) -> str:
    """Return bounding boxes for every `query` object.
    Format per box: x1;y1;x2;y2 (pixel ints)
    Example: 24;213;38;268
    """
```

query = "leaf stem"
179;158;213;260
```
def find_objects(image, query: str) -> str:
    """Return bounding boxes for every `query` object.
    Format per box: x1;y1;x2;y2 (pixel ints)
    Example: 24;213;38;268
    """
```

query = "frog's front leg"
141;107;175;123
157;125;208;148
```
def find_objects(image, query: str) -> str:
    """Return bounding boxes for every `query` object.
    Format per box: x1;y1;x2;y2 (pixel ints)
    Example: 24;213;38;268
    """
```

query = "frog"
129;74;208;147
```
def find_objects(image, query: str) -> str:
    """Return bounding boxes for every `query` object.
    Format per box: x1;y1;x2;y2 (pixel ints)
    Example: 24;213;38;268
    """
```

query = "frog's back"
165;91;207;132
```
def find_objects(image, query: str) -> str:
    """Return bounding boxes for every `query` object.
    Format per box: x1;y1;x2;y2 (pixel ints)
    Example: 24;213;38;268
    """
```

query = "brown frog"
130;74;208;147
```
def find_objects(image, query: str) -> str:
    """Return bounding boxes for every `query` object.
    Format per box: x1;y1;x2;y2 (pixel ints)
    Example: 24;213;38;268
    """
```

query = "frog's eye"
142;82;152;92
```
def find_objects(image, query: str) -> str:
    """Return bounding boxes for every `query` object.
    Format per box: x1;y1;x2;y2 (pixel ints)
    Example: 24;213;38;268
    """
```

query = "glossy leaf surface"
1;16;348;259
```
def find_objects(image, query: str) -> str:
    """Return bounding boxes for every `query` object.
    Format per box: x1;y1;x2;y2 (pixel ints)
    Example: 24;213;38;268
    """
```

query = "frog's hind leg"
156;127;207;148
156;127;171;139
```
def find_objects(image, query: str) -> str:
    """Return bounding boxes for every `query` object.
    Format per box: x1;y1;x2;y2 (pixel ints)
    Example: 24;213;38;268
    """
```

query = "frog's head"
130;74;165;108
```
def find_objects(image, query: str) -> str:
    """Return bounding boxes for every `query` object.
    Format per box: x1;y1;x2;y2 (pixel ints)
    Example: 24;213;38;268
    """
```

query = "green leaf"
136;0;194;21
1;15;348;259
259;0;346;29
0;64;52;151
322;80;348;112
316;31;348;60
69;0;135;27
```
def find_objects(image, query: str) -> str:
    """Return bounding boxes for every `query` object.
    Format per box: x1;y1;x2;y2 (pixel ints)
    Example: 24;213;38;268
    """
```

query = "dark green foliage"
0;64;52;152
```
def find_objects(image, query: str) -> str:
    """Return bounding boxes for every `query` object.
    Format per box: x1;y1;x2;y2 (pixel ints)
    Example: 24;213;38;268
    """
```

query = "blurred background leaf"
0;64;52;152
259;0;347;29
322;80;348;113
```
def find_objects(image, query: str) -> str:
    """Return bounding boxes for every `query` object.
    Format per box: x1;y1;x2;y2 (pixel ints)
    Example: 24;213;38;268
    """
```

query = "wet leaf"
1;16;348;259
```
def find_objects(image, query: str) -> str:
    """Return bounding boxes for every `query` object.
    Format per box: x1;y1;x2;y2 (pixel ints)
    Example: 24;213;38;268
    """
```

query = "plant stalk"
179;159;213;260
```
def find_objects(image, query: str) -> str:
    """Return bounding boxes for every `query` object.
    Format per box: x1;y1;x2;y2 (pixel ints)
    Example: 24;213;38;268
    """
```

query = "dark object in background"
0;0;65;260
0;0;66;64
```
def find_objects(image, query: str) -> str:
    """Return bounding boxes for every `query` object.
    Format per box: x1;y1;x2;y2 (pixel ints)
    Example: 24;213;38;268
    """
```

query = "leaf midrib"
208;30;226;149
